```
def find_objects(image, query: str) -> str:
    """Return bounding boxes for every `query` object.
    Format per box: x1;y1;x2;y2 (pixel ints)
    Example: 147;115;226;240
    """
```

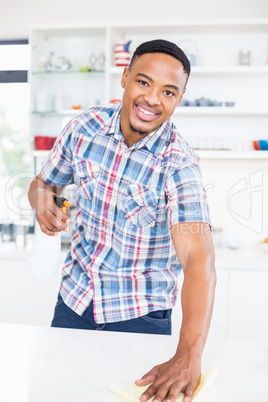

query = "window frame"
0;39;29;83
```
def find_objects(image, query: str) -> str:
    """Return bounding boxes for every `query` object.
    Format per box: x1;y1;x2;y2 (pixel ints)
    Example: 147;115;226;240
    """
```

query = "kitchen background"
0;0;268;341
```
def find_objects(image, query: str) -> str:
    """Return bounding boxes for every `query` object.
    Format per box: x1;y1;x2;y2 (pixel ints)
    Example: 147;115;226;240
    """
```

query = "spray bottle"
27;196;70;280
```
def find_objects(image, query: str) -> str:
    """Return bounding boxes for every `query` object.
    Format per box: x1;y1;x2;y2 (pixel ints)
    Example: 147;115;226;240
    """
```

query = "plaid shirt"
41;103;212;324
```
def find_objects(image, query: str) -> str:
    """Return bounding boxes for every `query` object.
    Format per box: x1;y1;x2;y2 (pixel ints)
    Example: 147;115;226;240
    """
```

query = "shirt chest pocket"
125;183;159;227
73;159;99;200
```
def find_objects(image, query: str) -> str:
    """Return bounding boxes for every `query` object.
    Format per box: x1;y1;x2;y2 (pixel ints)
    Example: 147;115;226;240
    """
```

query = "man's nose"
144;89;161;106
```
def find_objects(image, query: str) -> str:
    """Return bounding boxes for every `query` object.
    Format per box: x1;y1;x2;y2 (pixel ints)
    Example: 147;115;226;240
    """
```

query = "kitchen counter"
0;322;267;402
215;245;268;270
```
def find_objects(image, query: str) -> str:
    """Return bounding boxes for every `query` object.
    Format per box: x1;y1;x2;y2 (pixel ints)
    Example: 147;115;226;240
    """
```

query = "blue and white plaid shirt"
41;103;212;323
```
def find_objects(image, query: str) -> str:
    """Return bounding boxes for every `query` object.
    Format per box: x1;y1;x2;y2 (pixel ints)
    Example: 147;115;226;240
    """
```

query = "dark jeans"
51;293;172;335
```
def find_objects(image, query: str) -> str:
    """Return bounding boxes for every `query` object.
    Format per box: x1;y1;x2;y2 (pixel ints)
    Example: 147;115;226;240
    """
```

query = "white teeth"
138;106;155;116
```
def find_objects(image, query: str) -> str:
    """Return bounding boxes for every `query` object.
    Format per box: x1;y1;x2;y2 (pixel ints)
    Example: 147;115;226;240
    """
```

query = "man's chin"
129;122;149;136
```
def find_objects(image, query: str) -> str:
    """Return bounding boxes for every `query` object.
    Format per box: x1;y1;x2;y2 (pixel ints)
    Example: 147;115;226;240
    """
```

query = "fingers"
38;219;60;237
164;383;187;402
138;379;194;402
183;385;194;402
53;207;70;223
37;212;70;236
136;354;200;402
35;192;72;236
139;381;181;402
135;369;157;386
48;202;70;223
135;367;159;387
35;191;70;223
47;211;70;231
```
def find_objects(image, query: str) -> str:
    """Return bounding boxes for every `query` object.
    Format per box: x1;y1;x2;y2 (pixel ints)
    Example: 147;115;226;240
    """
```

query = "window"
0;40;33;226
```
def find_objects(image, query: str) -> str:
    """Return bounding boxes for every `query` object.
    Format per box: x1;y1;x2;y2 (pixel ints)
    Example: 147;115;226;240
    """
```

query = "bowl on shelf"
252;140;268;150
34;136;57;150
225;101;235;107
79;66;90;72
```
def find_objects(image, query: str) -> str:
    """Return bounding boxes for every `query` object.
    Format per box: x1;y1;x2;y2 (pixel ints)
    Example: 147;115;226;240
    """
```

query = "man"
28;39;216;402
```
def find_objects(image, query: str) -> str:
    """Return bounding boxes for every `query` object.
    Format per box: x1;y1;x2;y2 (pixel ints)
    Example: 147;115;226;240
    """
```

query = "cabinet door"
0;259;61;326
229;270;268;339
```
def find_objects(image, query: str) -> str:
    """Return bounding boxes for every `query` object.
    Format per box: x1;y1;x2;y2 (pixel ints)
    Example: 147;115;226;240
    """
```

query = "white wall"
1;0;268;39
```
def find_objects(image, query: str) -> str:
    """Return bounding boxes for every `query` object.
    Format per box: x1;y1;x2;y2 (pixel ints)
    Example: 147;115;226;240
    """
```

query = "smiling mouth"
135;104;160;121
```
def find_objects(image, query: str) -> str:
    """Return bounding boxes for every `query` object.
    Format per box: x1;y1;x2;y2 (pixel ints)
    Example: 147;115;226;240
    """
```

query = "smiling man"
120;48;187;146
28;39;216;402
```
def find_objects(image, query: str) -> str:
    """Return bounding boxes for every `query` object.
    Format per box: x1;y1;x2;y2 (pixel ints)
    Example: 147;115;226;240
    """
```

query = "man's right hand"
28;175;70;236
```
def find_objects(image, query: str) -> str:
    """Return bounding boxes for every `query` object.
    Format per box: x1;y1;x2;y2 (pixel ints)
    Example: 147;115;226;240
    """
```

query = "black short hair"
129;39;191;84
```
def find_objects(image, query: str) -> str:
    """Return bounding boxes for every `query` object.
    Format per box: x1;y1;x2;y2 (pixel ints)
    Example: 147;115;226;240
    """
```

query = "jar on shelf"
114;40;132;67
238;49;251;66
53;93;64;111
35;91;51;112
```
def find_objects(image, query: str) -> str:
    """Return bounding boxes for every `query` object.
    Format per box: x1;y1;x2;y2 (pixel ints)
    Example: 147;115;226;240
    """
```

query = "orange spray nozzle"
62;200;70;214
53;195;70;220
53;195;69;209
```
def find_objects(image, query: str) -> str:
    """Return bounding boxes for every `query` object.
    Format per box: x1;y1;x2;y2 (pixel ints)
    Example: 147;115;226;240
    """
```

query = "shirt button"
86;234;90;241
95;257;101;264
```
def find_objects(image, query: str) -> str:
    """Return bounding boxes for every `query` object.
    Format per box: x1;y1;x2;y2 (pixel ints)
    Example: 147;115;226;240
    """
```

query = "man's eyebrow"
163;84;180;92
136;73;180;92
136;73;153;82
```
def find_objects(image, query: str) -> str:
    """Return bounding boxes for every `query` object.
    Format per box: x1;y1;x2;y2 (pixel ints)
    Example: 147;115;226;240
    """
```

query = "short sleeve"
165;162;212;231
40;119;75;187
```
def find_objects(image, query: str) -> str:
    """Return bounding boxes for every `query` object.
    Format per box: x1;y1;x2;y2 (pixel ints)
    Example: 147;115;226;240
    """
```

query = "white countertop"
0;322;267;402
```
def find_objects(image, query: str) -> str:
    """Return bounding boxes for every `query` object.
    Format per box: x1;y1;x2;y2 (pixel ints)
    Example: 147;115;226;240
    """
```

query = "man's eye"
164;90;174;97
138;80;148;86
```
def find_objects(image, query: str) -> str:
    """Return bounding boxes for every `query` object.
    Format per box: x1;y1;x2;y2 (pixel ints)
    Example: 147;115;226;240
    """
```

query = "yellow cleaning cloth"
109;368;218;402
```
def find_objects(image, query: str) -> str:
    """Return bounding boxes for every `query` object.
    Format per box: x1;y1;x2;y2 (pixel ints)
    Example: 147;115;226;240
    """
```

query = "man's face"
120;52;187;141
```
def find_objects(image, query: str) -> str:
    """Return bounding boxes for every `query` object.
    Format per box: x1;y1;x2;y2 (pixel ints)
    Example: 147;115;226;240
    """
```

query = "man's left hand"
135;352;201;402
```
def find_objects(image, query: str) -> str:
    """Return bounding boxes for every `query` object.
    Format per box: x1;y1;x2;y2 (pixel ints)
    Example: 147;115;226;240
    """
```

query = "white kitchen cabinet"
106;20;268;154
212;247;268;340
29;19;268;159
228;270;268;339
0;243;267;338
0;243;67;326
29;26;107;145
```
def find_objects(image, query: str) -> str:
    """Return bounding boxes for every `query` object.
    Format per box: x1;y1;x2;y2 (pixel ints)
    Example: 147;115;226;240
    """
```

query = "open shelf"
108;65;268;76
174;107;268;117
31;70;105;76
32;110;85;116
196;150;268;159
29;19;268;162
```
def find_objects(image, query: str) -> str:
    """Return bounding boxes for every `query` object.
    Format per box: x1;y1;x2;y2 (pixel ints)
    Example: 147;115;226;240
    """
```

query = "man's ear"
121;67;129;89
176;87;187;107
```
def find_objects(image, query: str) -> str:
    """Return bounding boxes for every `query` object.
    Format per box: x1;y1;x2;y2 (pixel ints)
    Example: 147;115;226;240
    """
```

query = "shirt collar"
138;119;170;154
100;102;171;155
99;102;122;139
